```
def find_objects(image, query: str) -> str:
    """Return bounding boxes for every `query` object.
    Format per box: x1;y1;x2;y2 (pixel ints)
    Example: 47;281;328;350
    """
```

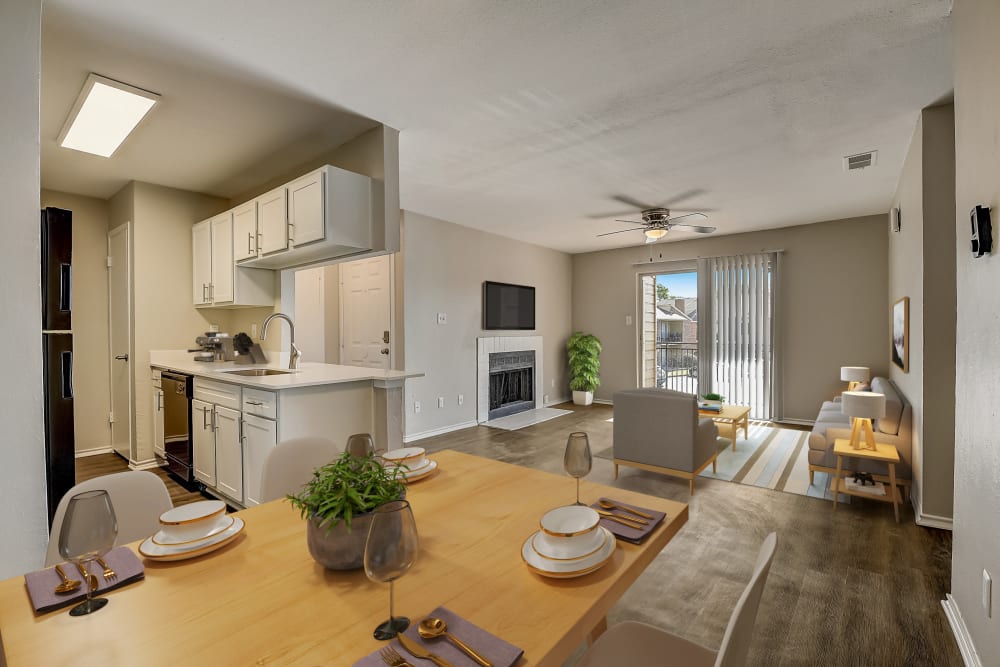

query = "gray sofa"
612;388;725;494
808;376;913;485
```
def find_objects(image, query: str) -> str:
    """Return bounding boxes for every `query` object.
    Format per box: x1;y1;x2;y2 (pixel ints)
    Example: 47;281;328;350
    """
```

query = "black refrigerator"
41;207;75;527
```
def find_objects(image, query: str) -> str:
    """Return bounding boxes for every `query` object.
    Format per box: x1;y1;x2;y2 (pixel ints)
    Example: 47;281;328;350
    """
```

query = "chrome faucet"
260;312;301;369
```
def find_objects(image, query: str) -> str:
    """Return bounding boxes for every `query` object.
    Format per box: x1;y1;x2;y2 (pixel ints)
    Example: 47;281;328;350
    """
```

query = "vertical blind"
697;253;780;420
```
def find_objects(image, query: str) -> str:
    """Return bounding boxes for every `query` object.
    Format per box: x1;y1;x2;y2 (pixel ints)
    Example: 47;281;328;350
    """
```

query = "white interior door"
341;255;391;370
108;224;133;461
294;266;326;363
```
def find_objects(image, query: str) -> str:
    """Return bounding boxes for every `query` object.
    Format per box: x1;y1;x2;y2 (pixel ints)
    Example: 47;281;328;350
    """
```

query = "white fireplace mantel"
477;336;543;423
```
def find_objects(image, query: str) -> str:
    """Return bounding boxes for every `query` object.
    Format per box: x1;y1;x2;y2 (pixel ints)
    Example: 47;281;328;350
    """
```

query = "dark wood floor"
418;403;960;667
77;406;959;665
76;454;205;507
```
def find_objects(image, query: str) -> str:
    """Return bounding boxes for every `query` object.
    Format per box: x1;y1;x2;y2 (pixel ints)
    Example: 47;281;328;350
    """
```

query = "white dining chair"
45;470;173;566
578;532;778;667
259;437;342;503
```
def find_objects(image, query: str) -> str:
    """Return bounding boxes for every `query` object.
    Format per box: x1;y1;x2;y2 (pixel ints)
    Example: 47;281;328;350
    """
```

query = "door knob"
115;354;129;361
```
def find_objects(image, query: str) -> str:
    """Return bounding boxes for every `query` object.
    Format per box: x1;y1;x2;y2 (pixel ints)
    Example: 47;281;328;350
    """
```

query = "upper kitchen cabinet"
193;212;275;309
237;165;378;270
232;200;259;262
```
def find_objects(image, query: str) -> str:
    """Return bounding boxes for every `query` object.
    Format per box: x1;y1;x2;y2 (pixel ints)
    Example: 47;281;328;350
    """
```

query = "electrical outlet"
544;394;549;404
437;312;447;325
551;378;555;388
625;315;633;326
458;394;464;406
251;323;258;338
984;570;993;618
414;401;421;414
437;396;445;408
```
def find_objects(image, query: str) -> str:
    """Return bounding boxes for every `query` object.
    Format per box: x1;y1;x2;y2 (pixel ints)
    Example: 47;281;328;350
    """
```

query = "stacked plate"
521;506;616;579
382;446;438;483
139;500;245;561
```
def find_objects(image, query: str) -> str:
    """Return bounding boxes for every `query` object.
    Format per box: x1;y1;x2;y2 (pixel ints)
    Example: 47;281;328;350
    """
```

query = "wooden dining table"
0;450;688;666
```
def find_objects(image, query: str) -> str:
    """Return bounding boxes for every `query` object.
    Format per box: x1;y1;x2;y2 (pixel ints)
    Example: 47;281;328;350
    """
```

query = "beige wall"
890;105;957;524
951;0;1000;662
402;211;573;438
116;182;229;464
41;189;112;455
0;0;46;578
572;216;889;421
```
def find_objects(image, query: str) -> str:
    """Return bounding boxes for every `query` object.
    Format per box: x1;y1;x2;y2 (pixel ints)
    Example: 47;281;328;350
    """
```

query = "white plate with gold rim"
152;514;235;546
140;518;245;561
521;526;616;578
382;447;427;469
159;500;226;526
401;459;438;482
531;527;608;562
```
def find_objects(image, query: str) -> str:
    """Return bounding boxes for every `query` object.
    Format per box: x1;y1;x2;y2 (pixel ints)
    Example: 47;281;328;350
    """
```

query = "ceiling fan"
592;191;716;243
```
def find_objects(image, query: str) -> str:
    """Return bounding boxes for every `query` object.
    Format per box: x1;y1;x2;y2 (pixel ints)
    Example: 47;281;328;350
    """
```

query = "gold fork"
96;556;117;581
379;646;414;667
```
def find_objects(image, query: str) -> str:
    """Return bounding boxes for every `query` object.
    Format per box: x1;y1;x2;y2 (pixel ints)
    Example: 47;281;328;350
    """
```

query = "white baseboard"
593;398;614;405
128;458;162;471
942;594;982;667
777;418;815;426
404;420;479;444
544;396;570;407
915;505;954;530
75;446;113;458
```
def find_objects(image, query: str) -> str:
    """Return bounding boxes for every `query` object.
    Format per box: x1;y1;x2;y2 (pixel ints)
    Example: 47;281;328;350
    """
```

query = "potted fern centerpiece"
287;450;406;570
567;332;602;406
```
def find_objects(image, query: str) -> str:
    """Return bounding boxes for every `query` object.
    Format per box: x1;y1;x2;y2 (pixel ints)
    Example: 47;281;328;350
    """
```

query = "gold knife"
397;632;456;667
595;509;647;528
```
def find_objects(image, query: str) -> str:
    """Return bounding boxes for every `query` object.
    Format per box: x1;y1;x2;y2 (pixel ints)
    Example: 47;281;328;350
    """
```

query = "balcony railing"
655;342;698;394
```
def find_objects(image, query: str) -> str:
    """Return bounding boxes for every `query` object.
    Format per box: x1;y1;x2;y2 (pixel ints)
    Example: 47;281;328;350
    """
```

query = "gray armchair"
612;388;725;494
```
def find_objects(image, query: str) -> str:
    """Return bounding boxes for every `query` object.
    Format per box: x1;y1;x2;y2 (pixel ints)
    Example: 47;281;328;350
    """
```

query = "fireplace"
477;336;543;423
488;351;535;420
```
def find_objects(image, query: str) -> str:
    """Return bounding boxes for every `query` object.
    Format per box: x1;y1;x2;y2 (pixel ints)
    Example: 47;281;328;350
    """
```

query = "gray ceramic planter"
306;512;374;570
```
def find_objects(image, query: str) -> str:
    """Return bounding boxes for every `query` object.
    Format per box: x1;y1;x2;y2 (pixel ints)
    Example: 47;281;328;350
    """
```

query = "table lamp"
840;366;870;392
841;391;885;450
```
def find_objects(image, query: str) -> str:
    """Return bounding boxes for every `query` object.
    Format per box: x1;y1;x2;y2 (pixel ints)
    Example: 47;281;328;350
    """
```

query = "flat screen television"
483;281;535;330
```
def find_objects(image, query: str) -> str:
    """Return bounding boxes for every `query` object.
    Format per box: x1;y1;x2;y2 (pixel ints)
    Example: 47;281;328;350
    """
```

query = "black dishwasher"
161;371;194;485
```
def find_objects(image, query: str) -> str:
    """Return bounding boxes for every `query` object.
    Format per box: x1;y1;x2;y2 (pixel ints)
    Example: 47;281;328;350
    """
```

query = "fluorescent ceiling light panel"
58;74;159;158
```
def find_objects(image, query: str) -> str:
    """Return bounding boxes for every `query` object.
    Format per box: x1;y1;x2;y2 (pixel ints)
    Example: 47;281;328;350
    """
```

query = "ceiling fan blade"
596;227;647;237
611;194;656;210
614;219;644;225
669;223;716;234
659;188;706;208
666;207;717;214
665;212;708;223
587;209;642;219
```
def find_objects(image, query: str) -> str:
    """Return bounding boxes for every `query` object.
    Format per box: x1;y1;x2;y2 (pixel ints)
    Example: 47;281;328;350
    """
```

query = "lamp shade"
841;391;885;419
840;366;871;383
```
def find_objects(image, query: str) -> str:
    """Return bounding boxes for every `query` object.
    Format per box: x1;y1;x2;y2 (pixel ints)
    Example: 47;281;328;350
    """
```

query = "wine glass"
564;432;592;506
58;489;118;616
346;433;376;459
364;499;419;640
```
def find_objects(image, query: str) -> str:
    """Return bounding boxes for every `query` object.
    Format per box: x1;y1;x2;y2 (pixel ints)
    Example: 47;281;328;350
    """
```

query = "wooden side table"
698;404;751;450
831;439;901;523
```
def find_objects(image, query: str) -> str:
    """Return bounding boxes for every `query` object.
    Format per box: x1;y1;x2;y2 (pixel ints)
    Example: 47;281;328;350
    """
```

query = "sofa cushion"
871;377;902;435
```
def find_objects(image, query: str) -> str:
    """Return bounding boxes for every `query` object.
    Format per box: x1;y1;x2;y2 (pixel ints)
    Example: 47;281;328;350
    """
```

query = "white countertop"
149;350;422;390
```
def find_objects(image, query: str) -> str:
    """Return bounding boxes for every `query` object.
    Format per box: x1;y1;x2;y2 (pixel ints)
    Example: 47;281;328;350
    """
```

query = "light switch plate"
414;401;421;414
437;397;445;408
458;394;464;406
984;570;992;618
625;315;633;326
437;313;447;325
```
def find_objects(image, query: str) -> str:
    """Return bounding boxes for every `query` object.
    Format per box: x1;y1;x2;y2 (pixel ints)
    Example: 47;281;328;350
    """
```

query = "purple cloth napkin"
354;606;524;667
590;498;666;544
24;546;144;614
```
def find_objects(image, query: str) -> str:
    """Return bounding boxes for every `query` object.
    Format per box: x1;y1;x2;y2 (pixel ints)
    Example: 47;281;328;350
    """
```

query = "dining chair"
259;437;341;502
577;532;777;667
45;470;173;566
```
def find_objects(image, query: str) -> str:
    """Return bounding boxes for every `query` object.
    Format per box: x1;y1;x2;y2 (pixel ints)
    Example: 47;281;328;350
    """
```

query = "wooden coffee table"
699;404;751;450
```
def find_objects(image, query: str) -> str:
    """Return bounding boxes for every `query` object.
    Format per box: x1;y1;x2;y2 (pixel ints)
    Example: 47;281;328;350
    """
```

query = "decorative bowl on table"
522;505;617;578
382;446;438;483
139;499;245;561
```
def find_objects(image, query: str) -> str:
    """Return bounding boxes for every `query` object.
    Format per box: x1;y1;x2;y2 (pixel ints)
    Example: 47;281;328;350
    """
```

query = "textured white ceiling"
44;0;952;252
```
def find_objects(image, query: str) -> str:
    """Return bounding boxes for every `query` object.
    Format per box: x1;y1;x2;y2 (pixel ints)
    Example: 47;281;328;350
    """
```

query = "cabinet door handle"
202;406;209;430
156;392;162;411
210;283;214;300
247;232;253;256
202;284;209;302
212;409;218;432
246;400;263;406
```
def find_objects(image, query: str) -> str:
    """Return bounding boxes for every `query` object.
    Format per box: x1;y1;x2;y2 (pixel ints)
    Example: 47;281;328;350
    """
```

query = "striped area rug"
699;422;844;501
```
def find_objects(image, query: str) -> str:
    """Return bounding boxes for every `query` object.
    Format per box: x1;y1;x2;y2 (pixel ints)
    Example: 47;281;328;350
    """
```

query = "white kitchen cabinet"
257;186;288;256
192;398;217;487
232;200;258;262
242;413;277;507
192;211;274;309
152;377;164;459
214;405;243;503
288;170;325;246
210;212;234;303
238;165;374;270
192;221;213;305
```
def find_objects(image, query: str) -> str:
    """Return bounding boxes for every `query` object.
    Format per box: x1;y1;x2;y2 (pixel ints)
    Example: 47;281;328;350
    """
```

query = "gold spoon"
418;617;493;667
53;563;82;595
595;509;647;527
597;499;654;520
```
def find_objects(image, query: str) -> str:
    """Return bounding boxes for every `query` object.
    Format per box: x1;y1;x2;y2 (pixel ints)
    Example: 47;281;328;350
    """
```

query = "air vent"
844;151;878;171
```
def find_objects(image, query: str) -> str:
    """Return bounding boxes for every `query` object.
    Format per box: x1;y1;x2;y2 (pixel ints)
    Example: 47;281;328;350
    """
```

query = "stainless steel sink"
222;368;294;377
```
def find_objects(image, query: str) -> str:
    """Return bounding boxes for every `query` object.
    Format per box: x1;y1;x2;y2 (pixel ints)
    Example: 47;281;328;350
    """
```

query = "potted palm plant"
567;332;602;406
287;451;406;570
